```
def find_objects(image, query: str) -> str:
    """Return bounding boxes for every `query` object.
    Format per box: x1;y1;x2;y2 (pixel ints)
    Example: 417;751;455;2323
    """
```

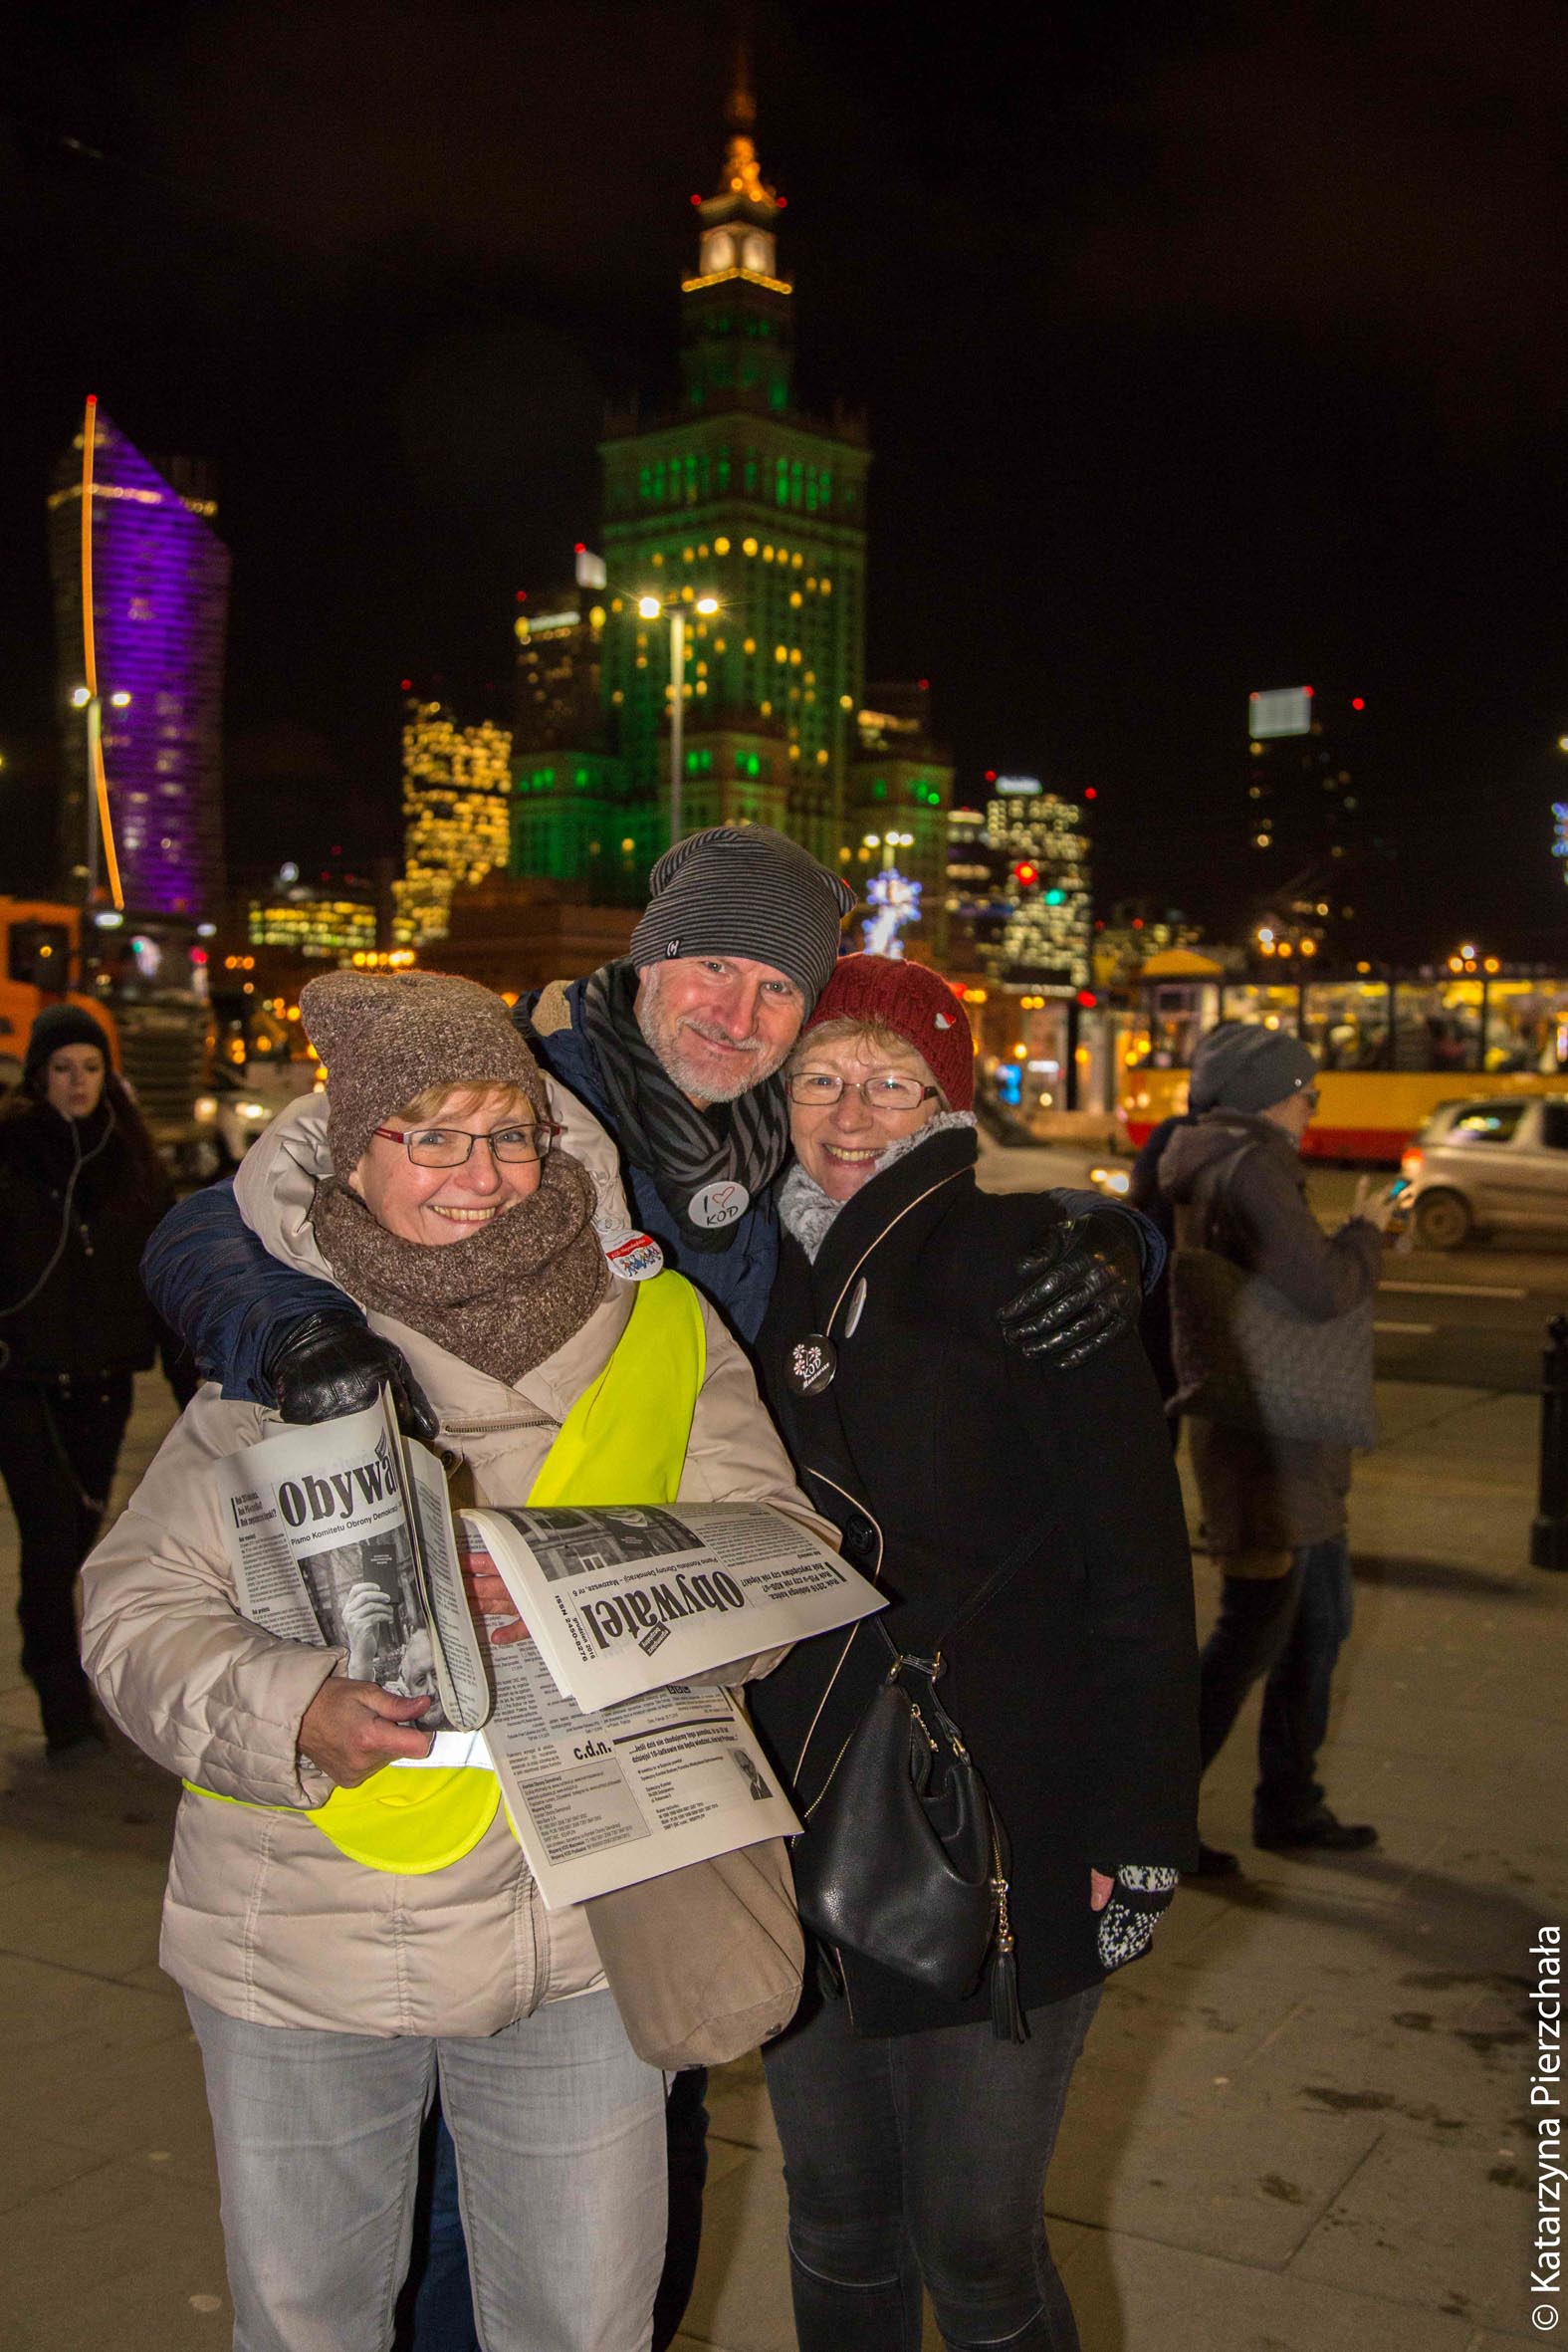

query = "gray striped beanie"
630;826;855;1009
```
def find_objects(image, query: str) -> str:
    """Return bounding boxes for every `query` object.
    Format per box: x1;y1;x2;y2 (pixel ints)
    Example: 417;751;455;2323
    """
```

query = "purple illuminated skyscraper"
48;409;230;918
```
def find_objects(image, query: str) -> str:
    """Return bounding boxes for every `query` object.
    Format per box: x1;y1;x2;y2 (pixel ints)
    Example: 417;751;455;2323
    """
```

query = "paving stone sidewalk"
0;1368;1561;2351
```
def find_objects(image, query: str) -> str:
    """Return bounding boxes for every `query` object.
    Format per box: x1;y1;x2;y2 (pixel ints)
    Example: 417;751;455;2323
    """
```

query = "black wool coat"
749;1124;1200;2035
0;1100;171;1382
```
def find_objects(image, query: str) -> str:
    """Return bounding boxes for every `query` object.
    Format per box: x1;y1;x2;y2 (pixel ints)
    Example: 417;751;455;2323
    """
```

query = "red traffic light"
1076;990;1097;1009
1013;861;1038;886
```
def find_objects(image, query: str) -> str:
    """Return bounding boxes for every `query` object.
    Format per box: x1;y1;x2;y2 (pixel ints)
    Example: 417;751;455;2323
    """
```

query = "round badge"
843;1278;868;1338
688;1180;750;1232
787;1332;838;1397
599;1227;665;1283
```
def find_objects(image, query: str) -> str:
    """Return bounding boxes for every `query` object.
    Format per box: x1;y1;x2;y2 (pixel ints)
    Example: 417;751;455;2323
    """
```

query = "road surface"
975;1132;1567;1393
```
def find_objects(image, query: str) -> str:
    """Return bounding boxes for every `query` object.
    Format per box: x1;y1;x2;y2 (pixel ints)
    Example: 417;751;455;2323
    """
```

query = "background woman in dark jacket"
749;956;1198;2352
1157;1022;1390;1873
0;1004;185;1758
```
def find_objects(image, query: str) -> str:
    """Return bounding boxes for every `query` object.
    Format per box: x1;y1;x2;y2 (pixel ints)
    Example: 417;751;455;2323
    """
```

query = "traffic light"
1013;861;1038;887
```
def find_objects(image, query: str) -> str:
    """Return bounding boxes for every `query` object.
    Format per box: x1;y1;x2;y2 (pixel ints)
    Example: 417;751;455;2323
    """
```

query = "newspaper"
466;1500;886;1712
215;1391;490;1734
213;1394;818;1907
485;1639;799;1909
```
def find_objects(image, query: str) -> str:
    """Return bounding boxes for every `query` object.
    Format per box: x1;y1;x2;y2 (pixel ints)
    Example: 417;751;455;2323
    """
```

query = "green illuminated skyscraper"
512;69;951;938
600;71;869;870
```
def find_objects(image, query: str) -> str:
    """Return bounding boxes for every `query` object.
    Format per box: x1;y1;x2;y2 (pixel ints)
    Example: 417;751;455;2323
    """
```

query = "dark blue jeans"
763;1984;1100;2352
404;2068;710;2352
1197;1533;1355;1833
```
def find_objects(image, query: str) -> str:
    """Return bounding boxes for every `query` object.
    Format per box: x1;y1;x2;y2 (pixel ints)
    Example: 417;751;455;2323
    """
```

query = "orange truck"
0;897;217;1175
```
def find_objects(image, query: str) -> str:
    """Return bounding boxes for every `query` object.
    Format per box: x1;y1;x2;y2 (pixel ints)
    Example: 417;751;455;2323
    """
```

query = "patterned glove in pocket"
1097;1864;1179;1973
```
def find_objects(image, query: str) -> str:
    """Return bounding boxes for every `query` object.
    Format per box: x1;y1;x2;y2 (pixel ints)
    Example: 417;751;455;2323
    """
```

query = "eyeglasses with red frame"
371;1120;562;1169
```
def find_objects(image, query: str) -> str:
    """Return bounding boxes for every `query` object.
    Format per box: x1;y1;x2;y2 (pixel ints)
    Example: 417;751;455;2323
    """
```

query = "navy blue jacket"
141;972;1162;1396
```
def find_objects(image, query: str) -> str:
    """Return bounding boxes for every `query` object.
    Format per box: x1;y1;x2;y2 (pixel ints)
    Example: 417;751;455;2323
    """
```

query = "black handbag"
788;1525;1043;2042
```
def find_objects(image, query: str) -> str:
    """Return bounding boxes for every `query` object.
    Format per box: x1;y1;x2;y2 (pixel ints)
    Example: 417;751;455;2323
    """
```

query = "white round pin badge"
687;1180;750;1232
599;1228;665;1282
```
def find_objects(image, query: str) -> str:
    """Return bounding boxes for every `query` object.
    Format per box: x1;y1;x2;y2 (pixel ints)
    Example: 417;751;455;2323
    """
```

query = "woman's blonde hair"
788;1018;949;1110
390;1080;540;1126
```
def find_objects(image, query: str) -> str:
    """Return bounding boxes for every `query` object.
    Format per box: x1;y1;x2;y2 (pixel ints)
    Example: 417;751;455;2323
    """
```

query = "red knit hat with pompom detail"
801;955;975;1111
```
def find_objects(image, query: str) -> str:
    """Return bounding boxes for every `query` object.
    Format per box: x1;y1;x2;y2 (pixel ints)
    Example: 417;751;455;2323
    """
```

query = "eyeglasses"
787;1072;939;1113
372;1122;562;1168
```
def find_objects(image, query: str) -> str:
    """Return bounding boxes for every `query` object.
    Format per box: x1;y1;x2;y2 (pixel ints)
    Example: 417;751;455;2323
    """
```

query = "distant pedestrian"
0;1005;186;1760
1159;1022;1392;1873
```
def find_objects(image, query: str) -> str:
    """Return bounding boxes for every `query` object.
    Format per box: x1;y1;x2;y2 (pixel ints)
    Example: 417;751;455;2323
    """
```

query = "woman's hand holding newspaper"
461;1543;531;1649
299;1678;435;1786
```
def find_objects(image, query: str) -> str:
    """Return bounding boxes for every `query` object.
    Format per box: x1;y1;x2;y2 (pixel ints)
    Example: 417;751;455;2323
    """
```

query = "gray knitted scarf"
308;1147;609;1385
778;1111;978;1264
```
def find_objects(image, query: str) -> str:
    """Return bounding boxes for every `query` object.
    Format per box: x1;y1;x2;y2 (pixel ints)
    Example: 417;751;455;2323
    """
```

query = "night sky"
6;0;1568;963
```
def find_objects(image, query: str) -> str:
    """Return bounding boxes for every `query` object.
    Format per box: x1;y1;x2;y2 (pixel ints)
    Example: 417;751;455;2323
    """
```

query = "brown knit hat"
801;955;976;1110
300;971;548;1175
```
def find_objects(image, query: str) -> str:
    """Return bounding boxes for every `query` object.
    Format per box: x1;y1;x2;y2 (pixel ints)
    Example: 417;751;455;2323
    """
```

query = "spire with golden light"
683;39;790;295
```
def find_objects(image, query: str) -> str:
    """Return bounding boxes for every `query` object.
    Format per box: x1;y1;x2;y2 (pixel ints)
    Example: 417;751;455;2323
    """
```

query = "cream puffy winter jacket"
81;1083;829;2037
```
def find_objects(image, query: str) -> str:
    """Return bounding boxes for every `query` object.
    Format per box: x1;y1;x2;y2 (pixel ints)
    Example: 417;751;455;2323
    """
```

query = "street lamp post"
639;592;718;850
72;685;130;910
668;605;686;848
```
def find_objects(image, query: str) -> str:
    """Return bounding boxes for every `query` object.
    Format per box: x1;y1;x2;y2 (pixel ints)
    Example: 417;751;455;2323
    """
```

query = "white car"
194;1066;298;1170
1391;1095;1568;1248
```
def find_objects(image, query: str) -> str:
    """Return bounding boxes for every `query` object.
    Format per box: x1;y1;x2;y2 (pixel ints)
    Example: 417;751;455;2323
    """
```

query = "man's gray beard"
637;981;784;1104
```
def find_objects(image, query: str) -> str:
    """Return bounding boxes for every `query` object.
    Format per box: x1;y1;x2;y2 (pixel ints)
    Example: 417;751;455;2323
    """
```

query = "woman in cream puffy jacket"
81;971;828;2352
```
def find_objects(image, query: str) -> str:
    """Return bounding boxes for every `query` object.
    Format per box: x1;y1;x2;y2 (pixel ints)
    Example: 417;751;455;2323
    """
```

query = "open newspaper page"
482;1634;799;1910
464;1500;884;1711
215;1409;808;1904
214;1395;492;1734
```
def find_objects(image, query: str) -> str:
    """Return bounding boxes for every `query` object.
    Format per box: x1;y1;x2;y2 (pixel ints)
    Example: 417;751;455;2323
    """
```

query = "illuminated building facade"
393;701;512;946
48;410;229;918
248;865;378;962
514;70;910;897
597;75;871;871
987;788;1093;989
847;690;953;955
1244;684;1368;952
945;803;1011;972
515;585;606;755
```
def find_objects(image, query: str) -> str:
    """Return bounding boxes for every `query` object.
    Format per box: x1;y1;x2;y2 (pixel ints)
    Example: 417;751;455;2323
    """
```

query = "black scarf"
578;959;791;1253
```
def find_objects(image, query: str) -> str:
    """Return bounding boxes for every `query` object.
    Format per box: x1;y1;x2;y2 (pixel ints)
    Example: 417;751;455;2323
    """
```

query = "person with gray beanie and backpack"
1159;1022;1394;1876
139;825;1162;2350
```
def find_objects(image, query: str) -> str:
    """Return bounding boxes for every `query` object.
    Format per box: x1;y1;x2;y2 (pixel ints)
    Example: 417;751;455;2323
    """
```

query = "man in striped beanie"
139;824;1161;2352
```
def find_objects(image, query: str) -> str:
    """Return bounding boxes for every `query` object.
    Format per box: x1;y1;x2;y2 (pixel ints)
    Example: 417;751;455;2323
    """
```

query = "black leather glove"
261;1310;438;1443
1096;1864;1179;1972
998;1209;1144;1368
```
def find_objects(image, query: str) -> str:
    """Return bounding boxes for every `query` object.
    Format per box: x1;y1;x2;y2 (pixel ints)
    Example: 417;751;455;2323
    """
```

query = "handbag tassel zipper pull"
989;1845;1028;2043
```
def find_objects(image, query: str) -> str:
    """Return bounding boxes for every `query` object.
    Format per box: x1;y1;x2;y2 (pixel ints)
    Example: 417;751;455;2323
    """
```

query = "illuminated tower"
393;700;512;946
988;790;1092;989
597;62;873;868
48;409;229;918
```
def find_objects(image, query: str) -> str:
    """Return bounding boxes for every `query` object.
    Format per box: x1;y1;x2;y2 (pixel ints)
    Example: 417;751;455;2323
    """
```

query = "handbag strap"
870;1513;1051;1677
1197;1139;1258;1260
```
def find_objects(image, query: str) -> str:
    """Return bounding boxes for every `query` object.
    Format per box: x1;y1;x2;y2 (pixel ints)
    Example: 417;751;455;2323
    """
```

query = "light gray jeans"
187;1988;667;2352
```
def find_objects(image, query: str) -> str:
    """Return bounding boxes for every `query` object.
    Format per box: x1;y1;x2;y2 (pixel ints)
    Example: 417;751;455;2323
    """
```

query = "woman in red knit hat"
748;954;1199;2352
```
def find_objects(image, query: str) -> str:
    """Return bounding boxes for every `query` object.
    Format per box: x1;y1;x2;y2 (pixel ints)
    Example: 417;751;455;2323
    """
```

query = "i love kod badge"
688;1181;749;1232
598;1227;665;1282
